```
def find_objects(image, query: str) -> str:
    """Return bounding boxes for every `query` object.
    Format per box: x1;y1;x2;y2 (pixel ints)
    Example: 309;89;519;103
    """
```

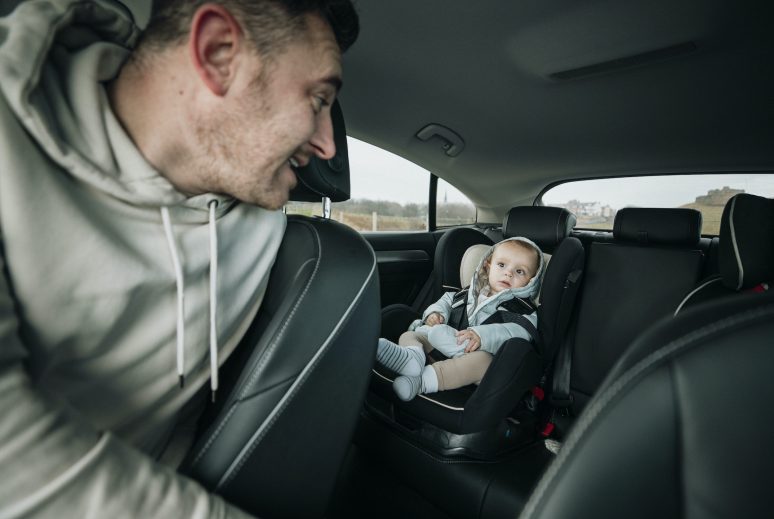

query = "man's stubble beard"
191;87;289;210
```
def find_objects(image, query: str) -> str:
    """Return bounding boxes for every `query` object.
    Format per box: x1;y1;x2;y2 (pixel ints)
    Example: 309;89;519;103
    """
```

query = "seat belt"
545;269;582;362
545;269;582;435
497;311;541;347
548;269;582;404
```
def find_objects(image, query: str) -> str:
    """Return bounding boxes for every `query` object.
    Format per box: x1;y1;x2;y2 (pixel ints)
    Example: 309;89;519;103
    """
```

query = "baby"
375;237;544;401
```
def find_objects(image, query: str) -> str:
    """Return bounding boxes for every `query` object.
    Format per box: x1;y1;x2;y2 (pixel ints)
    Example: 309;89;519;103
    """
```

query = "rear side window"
540;173;774;235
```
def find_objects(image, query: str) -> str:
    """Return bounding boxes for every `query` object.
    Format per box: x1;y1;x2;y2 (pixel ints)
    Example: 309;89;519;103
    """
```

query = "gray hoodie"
0;1;282;517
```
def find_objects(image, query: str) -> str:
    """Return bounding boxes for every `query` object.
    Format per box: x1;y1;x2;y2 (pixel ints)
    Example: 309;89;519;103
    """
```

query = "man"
0;0;358;517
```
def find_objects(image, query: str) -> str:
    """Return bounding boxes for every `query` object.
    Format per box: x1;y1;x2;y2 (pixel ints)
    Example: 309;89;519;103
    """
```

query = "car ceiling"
339;0;774;218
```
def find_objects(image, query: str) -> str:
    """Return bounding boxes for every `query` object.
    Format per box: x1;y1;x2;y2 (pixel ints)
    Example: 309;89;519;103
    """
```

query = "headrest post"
322;197;332;219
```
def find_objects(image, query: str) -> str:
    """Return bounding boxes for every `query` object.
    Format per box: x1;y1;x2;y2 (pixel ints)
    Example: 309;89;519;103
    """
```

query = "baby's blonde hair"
477;239;540;294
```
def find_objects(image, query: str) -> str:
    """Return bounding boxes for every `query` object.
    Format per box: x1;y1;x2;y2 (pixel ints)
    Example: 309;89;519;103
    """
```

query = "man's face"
487;242;538;293
194;14;342;209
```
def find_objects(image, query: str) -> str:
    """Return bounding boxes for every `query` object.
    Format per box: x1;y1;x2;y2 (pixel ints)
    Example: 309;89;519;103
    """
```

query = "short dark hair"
138;0;359;56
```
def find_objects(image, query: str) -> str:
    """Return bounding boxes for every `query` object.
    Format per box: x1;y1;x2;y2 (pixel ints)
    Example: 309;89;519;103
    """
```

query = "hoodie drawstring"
160;203;220;401
208;200;219;402
161;206;186;388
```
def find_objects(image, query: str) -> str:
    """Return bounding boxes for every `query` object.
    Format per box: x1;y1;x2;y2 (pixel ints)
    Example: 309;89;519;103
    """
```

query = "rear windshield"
539;173;774;235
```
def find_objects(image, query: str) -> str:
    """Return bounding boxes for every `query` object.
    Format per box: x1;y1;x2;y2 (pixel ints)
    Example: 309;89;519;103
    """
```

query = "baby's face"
487;241;538;293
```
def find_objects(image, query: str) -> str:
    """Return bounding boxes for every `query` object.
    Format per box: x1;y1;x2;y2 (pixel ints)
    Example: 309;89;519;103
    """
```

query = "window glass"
540;173;774;235
286;137;430;231
436;178;476;227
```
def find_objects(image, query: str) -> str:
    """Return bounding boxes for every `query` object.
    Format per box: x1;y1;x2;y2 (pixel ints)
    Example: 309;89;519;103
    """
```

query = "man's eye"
313;96;330;114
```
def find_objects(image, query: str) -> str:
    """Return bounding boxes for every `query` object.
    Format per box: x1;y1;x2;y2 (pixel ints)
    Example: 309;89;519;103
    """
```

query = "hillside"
679;203;724;235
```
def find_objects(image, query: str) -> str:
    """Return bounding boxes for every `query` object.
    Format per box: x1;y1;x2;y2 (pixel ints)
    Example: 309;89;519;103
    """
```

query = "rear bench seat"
561;207;705;414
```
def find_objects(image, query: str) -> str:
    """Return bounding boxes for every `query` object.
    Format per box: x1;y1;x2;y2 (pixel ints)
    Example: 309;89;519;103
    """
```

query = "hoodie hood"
466;237;545;321
0;0;220;209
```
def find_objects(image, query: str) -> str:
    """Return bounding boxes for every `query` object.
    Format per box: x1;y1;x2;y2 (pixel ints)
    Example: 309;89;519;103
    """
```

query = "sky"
541;174;774;209
347;137;471;204
347;137;774;209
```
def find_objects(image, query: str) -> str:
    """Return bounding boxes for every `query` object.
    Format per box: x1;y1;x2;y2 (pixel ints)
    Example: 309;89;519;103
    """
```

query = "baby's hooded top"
420;237;545;354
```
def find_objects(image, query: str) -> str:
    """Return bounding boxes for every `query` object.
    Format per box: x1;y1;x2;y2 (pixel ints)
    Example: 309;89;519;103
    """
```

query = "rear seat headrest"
613;208;701;246
503;206;576;254
719;193;774;290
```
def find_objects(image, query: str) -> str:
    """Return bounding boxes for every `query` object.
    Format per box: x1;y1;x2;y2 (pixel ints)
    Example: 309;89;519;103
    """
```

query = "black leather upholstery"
569;208;705;411
520;290;774;519
504;206;577;254
676;193;774;313
182;101;381;519
718;193;774;289
613;207;702;246
570;243;704;405
183;216;379;518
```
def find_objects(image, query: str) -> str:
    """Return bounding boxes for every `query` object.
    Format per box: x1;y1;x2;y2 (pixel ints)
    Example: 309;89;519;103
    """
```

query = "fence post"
372;211;378;231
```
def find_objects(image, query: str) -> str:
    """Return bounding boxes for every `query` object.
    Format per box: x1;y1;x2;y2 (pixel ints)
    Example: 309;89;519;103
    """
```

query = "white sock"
376;338;424;377
393;365;439;401
421;365;438;394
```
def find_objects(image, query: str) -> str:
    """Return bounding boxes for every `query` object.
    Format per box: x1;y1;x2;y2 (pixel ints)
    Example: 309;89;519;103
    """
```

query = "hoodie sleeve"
469;311;538;355
0;256;253;518
421;291;455;323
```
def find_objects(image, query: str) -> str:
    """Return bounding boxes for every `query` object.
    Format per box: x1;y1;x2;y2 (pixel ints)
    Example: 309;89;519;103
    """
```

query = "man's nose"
310;111;336;160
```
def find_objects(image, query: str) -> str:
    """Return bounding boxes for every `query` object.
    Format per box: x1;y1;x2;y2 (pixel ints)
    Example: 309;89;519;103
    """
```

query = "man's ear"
189;5;244;96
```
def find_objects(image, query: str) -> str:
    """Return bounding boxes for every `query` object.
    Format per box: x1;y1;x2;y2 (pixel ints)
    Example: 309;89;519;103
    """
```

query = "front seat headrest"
289;99;350;202
719;193;774;290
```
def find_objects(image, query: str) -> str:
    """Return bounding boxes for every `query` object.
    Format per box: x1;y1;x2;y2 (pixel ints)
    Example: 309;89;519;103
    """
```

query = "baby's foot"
393;375;423;401
376;339;424;377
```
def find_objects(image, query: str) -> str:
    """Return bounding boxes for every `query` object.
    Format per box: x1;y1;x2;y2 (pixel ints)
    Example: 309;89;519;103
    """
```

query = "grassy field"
680;203;723;235
288;202;726;235
287;205;427;231
574;203;724;235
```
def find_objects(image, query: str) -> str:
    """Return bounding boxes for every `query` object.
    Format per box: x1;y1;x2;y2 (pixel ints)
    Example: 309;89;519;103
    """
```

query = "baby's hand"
424;312;445;327
457;329;481;353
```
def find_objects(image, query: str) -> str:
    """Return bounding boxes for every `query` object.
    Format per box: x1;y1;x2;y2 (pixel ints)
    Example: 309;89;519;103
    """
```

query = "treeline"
331;199;475;220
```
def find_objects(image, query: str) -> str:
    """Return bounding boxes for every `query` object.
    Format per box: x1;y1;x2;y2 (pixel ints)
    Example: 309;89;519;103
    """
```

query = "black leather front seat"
519;198;774;519
182;101;380;518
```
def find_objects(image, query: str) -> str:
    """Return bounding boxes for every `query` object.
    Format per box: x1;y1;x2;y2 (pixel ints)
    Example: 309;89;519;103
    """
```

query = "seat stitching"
521;302;774;517
242;222;323;391
217;234;378;488
188;220;322;464
729;196;744;289
673;277;723;316
671;362;685;518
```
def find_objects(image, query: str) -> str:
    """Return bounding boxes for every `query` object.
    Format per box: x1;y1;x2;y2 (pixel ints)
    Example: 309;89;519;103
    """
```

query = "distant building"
694;186;744;206
557;199;616;220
